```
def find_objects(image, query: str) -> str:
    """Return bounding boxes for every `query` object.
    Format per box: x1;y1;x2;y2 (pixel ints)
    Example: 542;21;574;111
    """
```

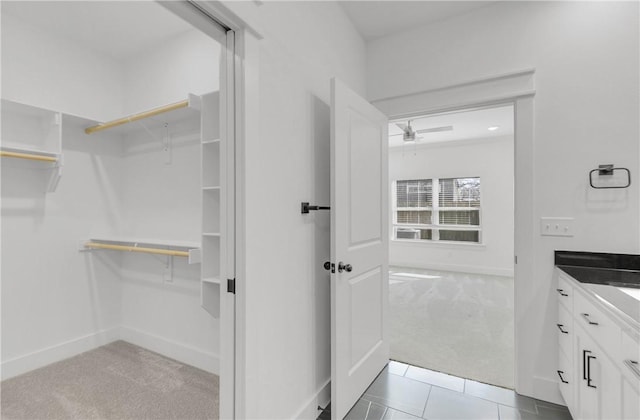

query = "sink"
584;283;640;324
619;287;640;301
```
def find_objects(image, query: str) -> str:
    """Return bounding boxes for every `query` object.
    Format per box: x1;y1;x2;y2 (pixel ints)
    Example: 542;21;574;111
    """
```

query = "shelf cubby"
202;142;220;188
201;236;220;279
203;190;221;234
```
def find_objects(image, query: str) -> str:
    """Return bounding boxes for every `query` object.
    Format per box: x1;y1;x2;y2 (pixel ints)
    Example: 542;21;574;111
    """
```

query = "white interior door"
330;78;389;420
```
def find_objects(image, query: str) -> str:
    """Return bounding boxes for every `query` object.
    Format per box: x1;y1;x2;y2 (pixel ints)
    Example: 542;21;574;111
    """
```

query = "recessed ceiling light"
488;126;500;131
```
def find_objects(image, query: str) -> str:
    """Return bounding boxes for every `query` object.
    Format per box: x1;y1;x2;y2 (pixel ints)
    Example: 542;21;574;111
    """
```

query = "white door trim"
371;70;552;402
370;69;535;117
158;1;246;418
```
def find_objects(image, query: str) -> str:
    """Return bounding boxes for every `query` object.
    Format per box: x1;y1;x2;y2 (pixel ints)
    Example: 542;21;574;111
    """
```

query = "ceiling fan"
391;120;453;142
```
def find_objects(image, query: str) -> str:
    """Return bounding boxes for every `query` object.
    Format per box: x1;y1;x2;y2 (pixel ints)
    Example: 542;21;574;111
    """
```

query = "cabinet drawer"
558;349;574;409
621;330;640;384
558;302;573;358
574;290;621;360
557;274;574;310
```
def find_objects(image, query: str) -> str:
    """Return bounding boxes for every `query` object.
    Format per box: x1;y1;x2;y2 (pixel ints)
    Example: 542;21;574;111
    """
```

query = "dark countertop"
555;265;640;288
555;250;640;289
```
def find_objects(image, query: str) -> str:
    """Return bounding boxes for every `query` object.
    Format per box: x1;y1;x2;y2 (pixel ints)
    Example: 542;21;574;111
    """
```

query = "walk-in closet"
1;2;230;418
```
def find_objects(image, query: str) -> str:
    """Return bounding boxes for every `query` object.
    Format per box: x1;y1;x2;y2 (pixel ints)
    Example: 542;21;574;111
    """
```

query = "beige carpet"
389;267;514;389
1;341;219;420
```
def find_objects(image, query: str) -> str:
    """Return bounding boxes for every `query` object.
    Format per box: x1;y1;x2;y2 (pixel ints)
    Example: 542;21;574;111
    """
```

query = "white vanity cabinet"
556;268;639;420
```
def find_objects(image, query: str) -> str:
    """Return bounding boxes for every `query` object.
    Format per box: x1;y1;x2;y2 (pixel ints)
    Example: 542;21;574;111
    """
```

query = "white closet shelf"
202;139;220;144
0;146;60;163
0;145;63;192
84;93;201;135
202;233;221;237
202;186;221;191
81;237;201;264
202;277;221;285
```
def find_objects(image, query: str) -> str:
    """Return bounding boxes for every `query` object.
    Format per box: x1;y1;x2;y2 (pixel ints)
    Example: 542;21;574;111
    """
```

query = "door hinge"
227;278;236;294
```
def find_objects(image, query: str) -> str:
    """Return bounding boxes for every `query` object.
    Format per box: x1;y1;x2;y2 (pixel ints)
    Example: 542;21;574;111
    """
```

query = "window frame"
392;177;483;244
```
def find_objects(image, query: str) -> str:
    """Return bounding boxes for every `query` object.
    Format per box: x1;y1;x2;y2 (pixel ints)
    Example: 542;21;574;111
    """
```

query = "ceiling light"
488;126;500;131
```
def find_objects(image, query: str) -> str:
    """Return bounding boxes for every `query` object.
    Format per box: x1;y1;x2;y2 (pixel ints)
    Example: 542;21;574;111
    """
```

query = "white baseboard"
390;260;514;277
530;376;565;406
516;375;565;406
291;379;331;420
1;326;219;380
119;326;219;375
1;327;119;380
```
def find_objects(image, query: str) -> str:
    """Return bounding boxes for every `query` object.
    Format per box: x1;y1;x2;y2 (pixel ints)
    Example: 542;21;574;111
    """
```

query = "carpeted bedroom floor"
389;267;514;389
0;341;219;420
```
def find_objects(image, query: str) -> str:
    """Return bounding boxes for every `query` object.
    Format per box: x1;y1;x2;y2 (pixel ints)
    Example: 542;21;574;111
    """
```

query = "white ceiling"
340;1;497;40
389;105;514;148
1;1;194;61
2;1;500;58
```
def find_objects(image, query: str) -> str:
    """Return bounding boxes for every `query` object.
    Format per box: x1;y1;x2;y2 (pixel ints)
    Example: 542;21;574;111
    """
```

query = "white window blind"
393;177;481;243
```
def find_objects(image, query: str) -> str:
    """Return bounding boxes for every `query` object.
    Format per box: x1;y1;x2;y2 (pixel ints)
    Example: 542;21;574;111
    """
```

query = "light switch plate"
540;217;574;237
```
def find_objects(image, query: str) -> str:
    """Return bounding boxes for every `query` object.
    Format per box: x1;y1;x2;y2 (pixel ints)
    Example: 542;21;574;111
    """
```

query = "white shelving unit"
2;93;224;317
79;91;223;318
1;99;63;192
200;91;222;318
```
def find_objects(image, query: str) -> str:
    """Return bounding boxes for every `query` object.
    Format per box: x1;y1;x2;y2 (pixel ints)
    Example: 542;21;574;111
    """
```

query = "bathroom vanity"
555;251;639;420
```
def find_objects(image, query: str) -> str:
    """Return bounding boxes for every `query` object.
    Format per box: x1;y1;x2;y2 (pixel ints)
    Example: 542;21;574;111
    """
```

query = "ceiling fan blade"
396;122;408;132
390;133;404;137
416;125;453;134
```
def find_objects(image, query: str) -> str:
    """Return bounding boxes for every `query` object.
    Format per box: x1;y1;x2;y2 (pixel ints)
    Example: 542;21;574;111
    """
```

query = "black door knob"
338;262;352;273
323;261;331;271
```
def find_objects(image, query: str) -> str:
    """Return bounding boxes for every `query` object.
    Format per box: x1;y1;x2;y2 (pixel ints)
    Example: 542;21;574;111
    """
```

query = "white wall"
367;1;639;403
221;1;366;418
390;136;514;277
0;13;124;121
1;113;124;379
1;3;221;378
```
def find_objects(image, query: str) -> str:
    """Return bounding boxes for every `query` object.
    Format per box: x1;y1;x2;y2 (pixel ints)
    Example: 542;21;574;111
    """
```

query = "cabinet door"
621;374;640;420
576;324;622;420
621;331;640;420
592;348;622;420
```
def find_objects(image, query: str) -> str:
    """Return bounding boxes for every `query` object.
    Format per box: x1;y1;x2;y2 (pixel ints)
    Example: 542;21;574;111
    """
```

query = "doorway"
387;104;515;388
1;1;235;418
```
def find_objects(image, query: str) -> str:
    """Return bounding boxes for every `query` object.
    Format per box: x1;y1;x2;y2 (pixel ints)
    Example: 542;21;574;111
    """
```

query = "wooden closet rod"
84;99;189;134
0;151;57;163
84;242;190;257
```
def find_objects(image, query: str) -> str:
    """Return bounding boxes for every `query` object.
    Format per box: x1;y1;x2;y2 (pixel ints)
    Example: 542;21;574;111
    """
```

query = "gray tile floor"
343;361;573;420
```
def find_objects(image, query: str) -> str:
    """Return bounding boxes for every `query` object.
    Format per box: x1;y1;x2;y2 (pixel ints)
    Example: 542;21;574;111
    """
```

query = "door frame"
371;69;537;398
158;1;250;418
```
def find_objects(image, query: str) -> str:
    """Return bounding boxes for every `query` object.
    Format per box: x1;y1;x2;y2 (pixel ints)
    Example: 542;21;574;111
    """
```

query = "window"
393;177;481;243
